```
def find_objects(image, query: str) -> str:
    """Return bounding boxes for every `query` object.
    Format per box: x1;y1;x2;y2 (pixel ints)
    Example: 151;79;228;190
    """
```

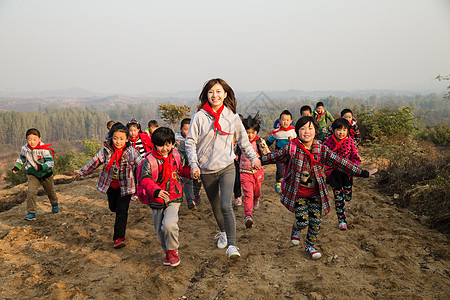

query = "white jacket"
185;106;258;174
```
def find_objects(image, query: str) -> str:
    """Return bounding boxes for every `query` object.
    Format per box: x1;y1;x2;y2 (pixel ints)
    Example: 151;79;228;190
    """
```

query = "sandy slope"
0;164;448;299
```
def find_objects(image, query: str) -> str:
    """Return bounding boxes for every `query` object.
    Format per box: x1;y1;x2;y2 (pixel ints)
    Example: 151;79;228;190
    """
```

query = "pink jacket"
323;136;361;165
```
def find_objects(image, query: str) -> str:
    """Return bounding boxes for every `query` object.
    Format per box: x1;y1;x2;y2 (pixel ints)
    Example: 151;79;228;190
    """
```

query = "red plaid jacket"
261;138;368;215
79;141;143;196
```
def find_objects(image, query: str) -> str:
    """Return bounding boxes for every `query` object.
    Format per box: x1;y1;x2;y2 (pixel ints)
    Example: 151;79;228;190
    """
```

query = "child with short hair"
13;128;59;220
324;118;362;229
74;123;143;249
260;116;377;259
105;120;115;140
300;105;312;117
140;127;190;267
240;113;270;228
175;118;202;210
127;118;153;157
266;110;297;193
145;120;159;136
313;102;334;142
340;109;361;145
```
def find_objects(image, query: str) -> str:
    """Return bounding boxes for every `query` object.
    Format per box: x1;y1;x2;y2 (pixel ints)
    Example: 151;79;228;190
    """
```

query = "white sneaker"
226;245;241;259
215;231;227;249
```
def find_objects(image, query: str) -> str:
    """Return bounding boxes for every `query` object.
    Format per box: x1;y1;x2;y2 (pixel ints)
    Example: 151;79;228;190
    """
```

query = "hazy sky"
1;0;449;94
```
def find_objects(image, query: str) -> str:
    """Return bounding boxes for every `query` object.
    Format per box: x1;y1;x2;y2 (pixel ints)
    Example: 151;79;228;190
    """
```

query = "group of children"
13;78;375;266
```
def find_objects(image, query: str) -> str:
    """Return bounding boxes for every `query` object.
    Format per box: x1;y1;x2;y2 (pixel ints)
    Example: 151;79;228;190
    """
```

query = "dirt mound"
0;165;449;299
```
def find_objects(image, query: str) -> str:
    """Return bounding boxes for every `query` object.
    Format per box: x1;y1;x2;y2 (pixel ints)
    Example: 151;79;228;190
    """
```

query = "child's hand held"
369;168;378;178
158;190;170;201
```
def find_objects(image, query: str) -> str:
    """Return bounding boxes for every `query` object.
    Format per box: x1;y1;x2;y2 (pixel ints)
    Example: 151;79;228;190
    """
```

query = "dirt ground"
0;164;449;299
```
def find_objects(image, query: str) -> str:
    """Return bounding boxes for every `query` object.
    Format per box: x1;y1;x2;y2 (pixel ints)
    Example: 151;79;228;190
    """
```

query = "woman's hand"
252;160;262;170
191;167;200;179
158;190;170;201
368;168;378;178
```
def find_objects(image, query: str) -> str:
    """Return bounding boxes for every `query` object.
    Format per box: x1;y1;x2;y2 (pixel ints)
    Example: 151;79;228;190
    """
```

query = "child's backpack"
135;150;182;205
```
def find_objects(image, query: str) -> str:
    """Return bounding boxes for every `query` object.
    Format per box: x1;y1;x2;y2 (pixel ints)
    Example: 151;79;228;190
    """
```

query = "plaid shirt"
261;138;368;215
79;142;143;196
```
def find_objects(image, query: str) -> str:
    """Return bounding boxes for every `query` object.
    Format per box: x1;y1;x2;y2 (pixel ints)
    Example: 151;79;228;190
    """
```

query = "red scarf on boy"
106;145;125;171
27;142;55;158
272;125;295;134
202;102;233;135
151;147;173;188
249;135;259;144
315;110;325;121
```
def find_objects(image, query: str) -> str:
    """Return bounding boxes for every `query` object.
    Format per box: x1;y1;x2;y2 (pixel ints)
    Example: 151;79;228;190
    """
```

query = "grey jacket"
185;106;258;174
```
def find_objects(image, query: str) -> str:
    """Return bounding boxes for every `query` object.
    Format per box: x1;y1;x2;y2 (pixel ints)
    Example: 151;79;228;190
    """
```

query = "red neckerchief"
293;138;323;172
27;142;55;158
129;133;140;148
250;135;259;144
272;125;295;134
202;102;233;135
349;129;356;137
106;145;125;171
315;110;325;121
152;147;173;188
331;134;348;151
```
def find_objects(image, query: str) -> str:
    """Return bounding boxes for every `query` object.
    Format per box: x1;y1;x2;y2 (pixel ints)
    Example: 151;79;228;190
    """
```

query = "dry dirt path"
0;164;448;299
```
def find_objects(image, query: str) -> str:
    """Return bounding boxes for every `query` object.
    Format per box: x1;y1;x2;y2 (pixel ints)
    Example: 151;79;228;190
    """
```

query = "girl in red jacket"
140;127;190;267
323;118;362;230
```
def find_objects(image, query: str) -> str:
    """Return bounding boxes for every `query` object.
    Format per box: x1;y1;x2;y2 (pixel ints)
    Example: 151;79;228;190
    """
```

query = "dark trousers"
233;160;242;198
107;187;131;240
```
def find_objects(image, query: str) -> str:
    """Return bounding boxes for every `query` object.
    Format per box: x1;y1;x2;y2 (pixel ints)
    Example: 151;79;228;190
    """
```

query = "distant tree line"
1;93;447;146
0;107;110;147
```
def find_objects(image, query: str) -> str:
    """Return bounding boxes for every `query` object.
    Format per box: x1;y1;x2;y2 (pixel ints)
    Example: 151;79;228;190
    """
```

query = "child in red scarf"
240;113;270;228
12;128;58;220
140;127;190;267
341;109;361;146
74;123;143;249
126;118;153;157
261;117;377;260
185;78;262;259
323;118;362;230
313;101;334;142
266;110;297;193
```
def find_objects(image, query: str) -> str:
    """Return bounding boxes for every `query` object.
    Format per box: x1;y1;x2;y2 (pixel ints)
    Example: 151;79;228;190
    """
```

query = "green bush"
80;136;103;157
415;123;450;146
4;168;27;187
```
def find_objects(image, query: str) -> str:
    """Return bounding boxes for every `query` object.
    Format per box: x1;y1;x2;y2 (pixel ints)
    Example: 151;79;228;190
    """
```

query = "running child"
127;118;153;157
175;118;202;210
13;128;59;220
266;110;297;193
260;116;377;260
340;109;361;146
323;118;362;229
105;120;115;140
300;105;312;117
185;78;262;259
312;102;334;142
145;120;159;137
74;123;143;249
140;127;191;267
240;113;270;228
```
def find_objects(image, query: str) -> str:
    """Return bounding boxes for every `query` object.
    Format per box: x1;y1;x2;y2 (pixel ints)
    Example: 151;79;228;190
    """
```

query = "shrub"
4;168;27;188
415;123;450;146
